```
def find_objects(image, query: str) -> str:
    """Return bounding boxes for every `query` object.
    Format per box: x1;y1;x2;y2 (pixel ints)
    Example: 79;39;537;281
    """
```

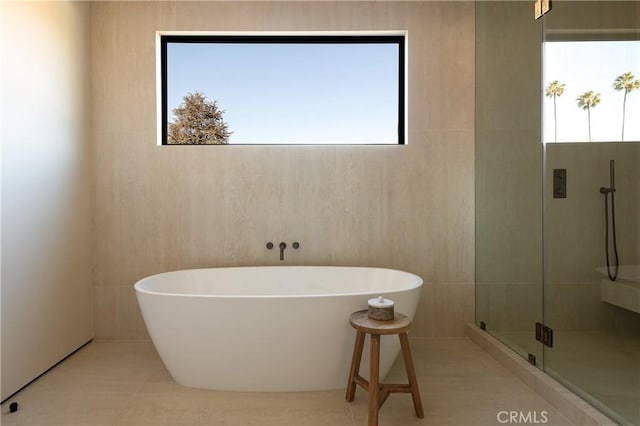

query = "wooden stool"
345;310;424;426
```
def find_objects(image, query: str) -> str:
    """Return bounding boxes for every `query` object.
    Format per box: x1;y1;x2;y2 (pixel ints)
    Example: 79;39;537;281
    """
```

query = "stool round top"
349;310;411;335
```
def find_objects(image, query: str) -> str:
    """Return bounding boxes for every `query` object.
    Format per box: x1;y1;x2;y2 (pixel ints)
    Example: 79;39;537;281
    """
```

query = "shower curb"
466;324;615;426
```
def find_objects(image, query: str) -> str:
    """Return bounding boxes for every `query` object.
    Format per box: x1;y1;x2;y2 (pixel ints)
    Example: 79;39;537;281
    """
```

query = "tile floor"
1;338;573;426
500;330;639;425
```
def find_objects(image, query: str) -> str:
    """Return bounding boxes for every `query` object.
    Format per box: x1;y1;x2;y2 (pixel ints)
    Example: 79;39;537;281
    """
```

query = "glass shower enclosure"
475;2;640;424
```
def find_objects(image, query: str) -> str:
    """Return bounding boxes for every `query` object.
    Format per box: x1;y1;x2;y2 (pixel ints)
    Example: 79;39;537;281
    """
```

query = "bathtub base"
140;295;408;391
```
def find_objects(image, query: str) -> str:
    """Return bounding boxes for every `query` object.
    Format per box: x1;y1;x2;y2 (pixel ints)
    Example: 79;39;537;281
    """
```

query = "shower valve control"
553;169;567;199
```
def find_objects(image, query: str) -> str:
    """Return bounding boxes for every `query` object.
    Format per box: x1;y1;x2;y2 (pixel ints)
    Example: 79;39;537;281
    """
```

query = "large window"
159;33;406;145
543;39;640;143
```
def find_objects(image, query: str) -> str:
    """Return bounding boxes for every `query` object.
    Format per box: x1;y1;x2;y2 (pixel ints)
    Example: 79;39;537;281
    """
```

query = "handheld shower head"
599;160;615;194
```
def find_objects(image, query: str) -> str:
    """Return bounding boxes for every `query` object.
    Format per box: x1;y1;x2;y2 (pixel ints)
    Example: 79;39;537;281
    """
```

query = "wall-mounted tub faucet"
266;241;300;261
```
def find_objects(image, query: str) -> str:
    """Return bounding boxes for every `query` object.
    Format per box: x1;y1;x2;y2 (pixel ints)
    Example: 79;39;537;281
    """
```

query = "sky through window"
544;40;640;143
164;36;404;145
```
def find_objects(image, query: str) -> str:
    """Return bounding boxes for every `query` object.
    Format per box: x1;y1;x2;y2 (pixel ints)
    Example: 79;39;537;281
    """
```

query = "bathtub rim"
134;265;423;299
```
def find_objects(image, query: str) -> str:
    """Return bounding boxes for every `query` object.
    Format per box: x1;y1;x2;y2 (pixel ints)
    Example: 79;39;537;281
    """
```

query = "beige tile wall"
90;1;476;339
545;143;640;331
544;0;640;33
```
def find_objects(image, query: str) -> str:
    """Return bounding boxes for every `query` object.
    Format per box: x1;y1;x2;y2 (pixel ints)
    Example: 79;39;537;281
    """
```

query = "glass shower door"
475;1;545;366
542;2;640;424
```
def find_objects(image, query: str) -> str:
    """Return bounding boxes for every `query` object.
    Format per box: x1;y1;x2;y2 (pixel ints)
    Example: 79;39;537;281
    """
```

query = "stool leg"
369;334;380;426
346;330;366;402
399;332;424;418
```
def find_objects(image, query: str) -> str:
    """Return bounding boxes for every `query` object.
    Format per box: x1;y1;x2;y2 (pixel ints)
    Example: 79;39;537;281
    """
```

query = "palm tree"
613;72;640;141
576;91;601;142
545;80;565;142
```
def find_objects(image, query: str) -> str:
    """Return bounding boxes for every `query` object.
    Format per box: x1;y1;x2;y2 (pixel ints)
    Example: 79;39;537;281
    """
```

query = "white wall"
1;1;93;400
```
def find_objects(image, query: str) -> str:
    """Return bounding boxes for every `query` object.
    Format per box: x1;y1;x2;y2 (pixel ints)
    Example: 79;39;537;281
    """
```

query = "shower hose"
603;191;619;281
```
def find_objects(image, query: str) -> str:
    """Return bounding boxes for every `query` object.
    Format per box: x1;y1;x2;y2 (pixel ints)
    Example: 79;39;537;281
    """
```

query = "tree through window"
168;92;231;144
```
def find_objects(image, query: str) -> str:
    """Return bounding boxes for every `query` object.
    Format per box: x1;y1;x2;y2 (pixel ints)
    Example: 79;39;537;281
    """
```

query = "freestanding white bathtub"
134;266;423;392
